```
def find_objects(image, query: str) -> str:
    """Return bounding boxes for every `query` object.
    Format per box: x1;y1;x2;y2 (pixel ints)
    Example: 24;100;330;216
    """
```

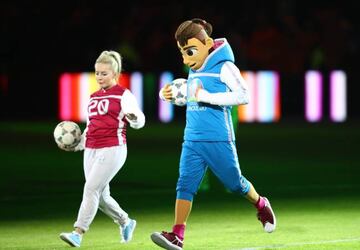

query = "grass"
0;195;359;249
0;120;359;249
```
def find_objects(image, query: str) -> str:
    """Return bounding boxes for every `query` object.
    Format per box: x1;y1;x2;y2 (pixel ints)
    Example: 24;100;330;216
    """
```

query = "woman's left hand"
126;113;137;121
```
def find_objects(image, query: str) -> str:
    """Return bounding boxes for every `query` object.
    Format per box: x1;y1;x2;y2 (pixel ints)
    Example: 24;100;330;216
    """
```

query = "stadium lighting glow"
257;71;280;122
238;71;280;123
119;74;130;89
238;71;256;122
58;71;281;124
130;72;143;111
158;72;174;123
59;72;134;122
330;70;347;122
305;71;323;122
59;73;72;121
79;74;90;122
58;70;348;124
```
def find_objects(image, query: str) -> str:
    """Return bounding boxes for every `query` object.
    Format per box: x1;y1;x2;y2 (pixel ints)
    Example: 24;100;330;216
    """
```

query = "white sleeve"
121;89;145;129
197;61;249;106
74;130;85;151
75;108;91;151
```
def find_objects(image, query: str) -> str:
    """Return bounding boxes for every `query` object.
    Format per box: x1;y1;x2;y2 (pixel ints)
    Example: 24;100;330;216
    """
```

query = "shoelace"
161;231;183;246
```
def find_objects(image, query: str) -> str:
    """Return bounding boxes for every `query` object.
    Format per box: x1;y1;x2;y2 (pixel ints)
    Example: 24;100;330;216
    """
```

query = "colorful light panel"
238;71;280;123
305;71;323;122
330;70;347;122
158;72;174;123
130;72;143;111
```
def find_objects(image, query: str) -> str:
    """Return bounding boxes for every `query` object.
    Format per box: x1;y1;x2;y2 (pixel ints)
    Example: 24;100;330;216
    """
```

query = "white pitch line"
235;237;360;250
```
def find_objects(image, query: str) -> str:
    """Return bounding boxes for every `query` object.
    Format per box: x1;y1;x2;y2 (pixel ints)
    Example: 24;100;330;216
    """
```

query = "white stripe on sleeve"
197;61;249;106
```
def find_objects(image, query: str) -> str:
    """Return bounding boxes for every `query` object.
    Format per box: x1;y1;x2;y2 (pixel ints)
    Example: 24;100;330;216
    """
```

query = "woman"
59;50;145;247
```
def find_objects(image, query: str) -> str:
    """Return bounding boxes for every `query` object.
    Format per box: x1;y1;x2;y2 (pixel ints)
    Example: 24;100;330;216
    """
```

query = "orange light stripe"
274;74;281;121
119;73;130;89
238;71;247;122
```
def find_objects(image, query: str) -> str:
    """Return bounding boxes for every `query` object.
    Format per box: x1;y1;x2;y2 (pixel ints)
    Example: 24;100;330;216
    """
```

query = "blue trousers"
176;141;250;201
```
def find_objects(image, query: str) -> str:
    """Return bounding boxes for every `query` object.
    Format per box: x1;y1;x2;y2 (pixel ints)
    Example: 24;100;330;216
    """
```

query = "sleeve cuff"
196;89;210;103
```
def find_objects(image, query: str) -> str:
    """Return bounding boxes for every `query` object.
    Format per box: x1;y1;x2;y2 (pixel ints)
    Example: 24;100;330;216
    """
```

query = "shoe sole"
60;234;80;247
151;232;182;250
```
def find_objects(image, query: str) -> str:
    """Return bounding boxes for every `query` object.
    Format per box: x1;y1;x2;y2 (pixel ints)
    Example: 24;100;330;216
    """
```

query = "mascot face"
177;36;213;70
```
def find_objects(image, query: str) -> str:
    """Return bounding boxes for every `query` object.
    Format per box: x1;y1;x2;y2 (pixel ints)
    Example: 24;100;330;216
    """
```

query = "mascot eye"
186;48;198;56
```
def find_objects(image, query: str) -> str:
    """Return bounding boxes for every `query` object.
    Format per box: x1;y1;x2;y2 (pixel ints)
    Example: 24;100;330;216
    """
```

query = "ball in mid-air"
53;121;81;150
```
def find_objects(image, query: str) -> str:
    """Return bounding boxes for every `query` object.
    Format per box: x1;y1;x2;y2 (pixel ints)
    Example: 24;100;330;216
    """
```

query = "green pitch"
0;196;359;250
0;121;359;249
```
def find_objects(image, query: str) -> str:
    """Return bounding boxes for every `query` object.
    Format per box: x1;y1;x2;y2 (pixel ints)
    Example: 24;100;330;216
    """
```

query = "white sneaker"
60;231;82;247
120;219;137;243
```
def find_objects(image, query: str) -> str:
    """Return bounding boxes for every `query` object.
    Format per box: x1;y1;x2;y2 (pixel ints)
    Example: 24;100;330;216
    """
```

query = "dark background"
0;2;359;248
1;0;359;121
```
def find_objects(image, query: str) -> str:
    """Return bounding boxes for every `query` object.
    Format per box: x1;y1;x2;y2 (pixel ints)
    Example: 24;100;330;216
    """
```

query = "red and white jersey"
84;84;145;149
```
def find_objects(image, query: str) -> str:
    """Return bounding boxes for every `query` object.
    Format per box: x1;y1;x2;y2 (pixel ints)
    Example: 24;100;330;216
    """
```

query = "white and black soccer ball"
170;78;187;106
53;121;81;150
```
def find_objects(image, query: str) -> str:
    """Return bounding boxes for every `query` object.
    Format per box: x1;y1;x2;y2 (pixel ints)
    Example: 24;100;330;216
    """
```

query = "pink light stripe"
305;71;322;122
330;70;347;122
59;73;72;120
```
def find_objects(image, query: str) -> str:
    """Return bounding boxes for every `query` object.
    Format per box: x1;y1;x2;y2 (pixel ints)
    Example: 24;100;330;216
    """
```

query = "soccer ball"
170;78;187;106
53;121;82;150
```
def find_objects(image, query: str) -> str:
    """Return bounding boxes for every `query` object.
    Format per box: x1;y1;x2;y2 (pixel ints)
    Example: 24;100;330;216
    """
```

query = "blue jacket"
184;38;236;141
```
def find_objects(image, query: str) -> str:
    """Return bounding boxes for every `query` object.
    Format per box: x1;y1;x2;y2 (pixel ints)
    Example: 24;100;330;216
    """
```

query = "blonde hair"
95;50;122;74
